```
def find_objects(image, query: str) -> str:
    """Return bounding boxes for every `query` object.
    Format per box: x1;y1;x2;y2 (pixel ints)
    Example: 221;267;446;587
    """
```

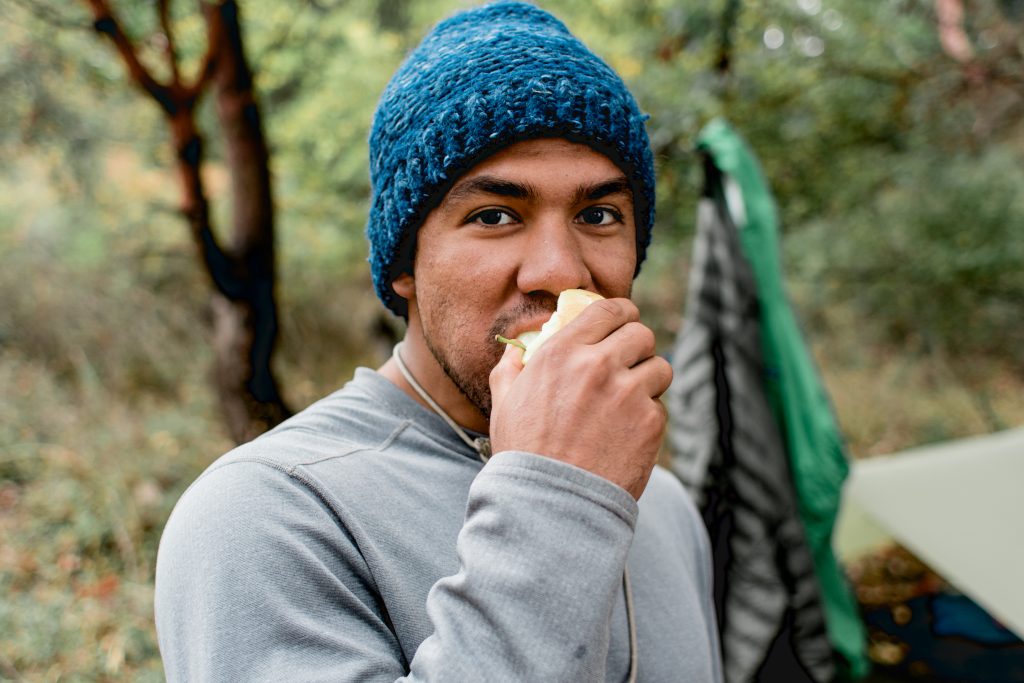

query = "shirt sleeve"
154;450;639;682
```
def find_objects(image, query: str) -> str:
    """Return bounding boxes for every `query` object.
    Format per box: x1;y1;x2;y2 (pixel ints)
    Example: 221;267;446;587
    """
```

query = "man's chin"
423;337;494;422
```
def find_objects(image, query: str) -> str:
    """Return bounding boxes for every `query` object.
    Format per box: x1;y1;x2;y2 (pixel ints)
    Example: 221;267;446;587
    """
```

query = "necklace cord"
392;343;491;461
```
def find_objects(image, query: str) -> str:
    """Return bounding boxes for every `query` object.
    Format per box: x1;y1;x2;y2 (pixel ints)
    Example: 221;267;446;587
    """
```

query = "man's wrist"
477;450;640;527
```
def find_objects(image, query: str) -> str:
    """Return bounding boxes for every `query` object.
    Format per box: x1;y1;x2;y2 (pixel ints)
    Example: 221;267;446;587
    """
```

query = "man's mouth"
489;301;557;345
505;314;552;341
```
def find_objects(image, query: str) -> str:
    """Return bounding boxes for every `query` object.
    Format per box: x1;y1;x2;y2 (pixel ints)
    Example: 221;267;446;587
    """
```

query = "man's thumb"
489;341;524;414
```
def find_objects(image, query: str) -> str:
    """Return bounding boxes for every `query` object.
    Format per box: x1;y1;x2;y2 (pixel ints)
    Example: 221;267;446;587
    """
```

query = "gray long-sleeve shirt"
155;368;723;682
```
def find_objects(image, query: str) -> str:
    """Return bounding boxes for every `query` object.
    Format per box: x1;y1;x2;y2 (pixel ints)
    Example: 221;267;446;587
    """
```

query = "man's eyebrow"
572;177;632;206
443;176;537;206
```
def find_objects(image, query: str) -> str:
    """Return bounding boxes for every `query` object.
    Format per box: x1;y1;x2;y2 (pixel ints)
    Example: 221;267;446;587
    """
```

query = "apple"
496;289;605;365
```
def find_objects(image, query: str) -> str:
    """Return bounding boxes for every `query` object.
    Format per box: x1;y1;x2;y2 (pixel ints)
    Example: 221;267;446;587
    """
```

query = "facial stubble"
420;293;560;422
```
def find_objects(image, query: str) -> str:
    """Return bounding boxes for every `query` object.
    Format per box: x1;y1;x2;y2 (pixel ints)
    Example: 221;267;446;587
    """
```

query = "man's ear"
392;272;415;301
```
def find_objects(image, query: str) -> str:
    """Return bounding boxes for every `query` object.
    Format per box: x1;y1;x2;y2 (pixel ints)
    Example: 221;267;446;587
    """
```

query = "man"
155;2;723;681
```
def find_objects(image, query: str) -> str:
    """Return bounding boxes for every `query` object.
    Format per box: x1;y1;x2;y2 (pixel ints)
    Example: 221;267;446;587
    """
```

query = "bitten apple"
496;289;604;364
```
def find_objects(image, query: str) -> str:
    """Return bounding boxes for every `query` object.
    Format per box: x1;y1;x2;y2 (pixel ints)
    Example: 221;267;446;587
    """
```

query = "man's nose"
515;216;591;296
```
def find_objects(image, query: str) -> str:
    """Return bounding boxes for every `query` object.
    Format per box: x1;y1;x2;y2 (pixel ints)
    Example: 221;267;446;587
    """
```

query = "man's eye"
470;209;515;226
578;207;622;226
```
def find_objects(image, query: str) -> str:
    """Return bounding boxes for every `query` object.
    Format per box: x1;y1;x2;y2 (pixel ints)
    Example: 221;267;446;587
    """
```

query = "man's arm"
155;451;638;682
407;450;637;680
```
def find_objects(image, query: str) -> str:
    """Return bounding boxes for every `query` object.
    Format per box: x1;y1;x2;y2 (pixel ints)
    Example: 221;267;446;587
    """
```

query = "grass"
806;301;1024;459
0;265;230;680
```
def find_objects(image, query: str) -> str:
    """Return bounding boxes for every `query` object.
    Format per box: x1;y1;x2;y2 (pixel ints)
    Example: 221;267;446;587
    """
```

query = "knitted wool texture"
367;1;656;317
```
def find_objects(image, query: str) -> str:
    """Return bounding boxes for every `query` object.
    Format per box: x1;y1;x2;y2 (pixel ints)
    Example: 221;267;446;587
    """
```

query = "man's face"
393;138;638;419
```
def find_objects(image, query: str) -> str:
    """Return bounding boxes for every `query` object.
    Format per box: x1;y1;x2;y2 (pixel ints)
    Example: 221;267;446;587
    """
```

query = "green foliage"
812;148;1023;358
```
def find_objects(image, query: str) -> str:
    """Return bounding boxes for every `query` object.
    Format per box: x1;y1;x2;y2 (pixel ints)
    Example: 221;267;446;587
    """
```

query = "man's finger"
631;355;674;399
559;298;640;346
597;321;657;369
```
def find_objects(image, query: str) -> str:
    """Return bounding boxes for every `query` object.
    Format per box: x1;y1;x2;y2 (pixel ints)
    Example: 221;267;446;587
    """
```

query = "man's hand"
489;298;673;500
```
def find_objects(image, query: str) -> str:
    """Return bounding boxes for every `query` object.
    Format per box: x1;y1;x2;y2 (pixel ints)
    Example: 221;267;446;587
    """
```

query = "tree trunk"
85;0;291;443
203;0;290;442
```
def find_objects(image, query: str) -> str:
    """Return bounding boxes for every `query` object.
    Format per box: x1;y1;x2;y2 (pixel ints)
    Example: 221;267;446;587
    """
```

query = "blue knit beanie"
367;1;656;317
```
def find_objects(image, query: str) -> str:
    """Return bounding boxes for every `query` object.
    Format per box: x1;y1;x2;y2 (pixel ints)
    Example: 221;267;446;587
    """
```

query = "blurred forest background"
1;0;1022;679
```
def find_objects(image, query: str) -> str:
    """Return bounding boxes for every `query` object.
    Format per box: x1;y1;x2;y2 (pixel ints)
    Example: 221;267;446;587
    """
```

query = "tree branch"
715;0;742;75
935;0;974;64
157;0;181;87
184;2;222;99
82;0;176;114
934;0;987;86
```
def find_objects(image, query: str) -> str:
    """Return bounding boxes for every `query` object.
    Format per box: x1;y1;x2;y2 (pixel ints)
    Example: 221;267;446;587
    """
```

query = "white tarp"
835;427;1024;638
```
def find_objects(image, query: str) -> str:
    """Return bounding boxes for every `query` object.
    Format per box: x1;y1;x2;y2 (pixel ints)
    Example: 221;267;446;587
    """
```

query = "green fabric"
696;118;869;679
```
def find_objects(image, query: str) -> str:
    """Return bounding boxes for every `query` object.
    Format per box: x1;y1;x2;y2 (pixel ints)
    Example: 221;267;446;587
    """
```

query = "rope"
393;343;491;461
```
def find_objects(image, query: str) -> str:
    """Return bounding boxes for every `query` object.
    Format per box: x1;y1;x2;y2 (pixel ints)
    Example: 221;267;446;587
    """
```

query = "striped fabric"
666;158;836;682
